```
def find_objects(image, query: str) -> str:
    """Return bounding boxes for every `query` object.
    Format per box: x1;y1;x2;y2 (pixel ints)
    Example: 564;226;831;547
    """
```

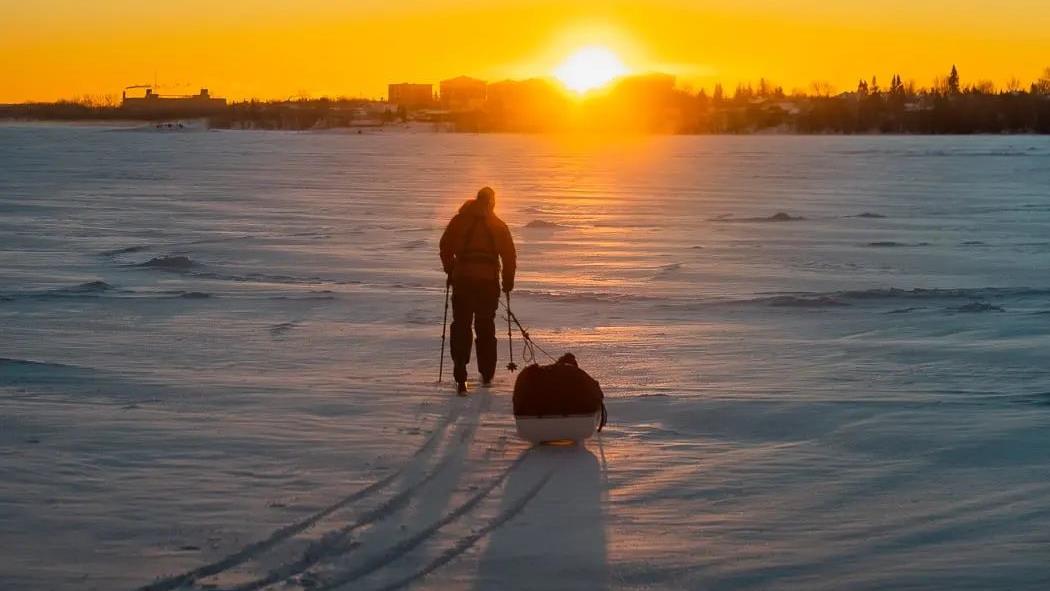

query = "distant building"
440;76;487;111
612;73;676;98
484;79;569;131
485;79;537;107
121;88;226;114
388;83;434;109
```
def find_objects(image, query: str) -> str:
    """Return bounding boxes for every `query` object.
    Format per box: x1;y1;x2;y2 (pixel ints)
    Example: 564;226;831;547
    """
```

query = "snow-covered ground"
1;125;1049;590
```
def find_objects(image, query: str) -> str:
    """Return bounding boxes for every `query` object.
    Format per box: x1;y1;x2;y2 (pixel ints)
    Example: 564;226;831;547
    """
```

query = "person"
439;187;517;394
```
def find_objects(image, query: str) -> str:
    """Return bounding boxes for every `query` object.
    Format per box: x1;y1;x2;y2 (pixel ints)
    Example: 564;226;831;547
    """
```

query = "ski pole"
506;291;518;372
438;282;450;382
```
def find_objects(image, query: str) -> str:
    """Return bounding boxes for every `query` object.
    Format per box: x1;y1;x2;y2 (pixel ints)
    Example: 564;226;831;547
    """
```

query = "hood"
458;198;492;218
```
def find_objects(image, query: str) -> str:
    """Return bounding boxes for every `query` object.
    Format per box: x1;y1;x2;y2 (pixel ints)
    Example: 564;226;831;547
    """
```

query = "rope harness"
498;296;556;366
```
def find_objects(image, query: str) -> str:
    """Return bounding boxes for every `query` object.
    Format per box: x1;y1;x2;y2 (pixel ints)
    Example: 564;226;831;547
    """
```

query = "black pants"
450;278;500;383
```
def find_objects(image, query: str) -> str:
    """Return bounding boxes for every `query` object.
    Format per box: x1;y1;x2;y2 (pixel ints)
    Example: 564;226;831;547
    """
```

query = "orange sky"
3;0;1050;102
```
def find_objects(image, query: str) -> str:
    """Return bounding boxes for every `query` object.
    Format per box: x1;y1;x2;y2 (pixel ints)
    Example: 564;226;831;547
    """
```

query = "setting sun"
553;46;629;94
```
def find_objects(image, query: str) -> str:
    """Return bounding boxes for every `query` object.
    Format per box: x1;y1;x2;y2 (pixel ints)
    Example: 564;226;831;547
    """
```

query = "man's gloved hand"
502;278;514;293
446;272;453;287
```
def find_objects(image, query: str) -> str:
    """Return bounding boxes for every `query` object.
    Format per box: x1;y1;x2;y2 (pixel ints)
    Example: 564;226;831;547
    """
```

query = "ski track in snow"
373;470;555;591
135;400;468;591
223;452;456;591
311;451;537;591
220;393;498;591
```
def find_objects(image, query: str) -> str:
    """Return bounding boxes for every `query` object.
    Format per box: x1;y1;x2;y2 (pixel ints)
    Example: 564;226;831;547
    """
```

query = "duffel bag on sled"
512;353;607;444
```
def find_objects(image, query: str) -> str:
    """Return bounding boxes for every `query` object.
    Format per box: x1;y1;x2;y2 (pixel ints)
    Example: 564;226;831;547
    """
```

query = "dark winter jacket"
439;199;516;289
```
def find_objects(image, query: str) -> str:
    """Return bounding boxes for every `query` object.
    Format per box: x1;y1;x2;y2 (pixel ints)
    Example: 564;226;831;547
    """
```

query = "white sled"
514;412;602;444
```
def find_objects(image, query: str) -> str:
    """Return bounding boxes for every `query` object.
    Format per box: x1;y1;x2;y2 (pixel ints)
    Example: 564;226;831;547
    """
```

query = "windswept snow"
1;126;1050;590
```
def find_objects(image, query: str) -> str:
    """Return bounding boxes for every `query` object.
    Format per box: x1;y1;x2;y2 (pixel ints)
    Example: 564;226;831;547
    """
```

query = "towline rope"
499;296;607;433
498;296;557;368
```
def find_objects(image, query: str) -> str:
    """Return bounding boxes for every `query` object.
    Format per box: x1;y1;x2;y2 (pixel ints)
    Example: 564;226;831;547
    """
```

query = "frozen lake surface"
2;124;1049;590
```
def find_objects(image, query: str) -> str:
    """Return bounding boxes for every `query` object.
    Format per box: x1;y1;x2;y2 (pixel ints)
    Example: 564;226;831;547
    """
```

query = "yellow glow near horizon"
2;1;1050;102
554;46;629;93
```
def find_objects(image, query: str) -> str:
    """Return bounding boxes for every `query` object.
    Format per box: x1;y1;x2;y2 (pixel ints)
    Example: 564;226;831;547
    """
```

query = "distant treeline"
0;97;392;130
208;99;394;130
456;66;1050;134
0;100;128;121
702;66;1050;134
4;66;1050;134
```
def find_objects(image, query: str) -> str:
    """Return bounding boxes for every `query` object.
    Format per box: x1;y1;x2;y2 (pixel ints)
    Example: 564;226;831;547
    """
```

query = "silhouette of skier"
439;187;517;394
